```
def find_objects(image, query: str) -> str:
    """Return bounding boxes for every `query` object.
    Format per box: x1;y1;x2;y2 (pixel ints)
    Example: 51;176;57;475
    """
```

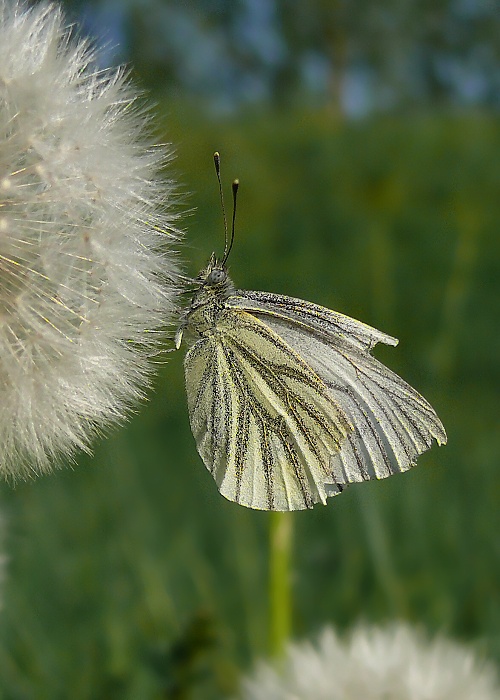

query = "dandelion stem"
269;511;293;657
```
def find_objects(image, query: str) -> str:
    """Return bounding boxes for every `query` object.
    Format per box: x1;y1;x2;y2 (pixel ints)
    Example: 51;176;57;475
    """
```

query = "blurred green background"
1;2;499;698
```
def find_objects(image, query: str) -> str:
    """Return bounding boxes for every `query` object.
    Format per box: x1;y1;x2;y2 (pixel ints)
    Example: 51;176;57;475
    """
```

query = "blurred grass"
0;108;499;699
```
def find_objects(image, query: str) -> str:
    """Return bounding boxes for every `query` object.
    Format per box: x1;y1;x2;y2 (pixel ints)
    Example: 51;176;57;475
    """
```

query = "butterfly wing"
229;290;400;350
184;306;352;510
228;290;447;486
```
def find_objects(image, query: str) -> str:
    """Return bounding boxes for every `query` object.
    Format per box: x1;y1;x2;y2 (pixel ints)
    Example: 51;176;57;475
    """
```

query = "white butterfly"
175;155;447;511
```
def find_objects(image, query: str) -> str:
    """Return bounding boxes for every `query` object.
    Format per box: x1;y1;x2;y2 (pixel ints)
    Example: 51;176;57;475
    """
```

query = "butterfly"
175;153;447;511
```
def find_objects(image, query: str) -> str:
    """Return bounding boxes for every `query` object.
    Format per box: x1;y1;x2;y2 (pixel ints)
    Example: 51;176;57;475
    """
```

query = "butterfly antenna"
213;152;229;262
222;178;239;266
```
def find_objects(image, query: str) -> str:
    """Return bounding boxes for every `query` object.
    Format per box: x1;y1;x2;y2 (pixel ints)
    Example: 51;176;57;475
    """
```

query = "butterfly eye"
206;268;226;286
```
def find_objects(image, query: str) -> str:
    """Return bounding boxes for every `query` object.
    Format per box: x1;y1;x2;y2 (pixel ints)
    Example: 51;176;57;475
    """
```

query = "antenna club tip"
213;152;221;174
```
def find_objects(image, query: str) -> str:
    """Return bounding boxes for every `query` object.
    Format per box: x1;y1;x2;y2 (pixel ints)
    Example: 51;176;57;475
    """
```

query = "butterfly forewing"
227;290;399;351
229;292;447;486
184;307;352;510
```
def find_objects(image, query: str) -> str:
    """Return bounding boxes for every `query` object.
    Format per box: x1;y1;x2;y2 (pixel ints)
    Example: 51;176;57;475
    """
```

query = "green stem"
269;511;293;657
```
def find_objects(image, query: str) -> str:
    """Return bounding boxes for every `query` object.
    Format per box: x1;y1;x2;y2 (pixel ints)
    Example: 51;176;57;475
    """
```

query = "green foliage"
0;109;499;698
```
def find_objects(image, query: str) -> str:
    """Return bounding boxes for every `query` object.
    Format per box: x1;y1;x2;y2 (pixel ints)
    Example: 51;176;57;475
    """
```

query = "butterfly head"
203;254;227;287
193;253;234;301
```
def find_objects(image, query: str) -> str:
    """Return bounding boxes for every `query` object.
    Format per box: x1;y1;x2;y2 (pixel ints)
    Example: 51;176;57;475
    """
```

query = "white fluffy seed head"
0;1;181;478
240;623;500;700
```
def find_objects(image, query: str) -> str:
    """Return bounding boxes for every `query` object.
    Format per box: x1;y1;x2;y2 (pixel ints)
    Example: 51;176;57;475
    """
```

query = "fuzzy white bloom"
240;623;500;700
0;1;180;478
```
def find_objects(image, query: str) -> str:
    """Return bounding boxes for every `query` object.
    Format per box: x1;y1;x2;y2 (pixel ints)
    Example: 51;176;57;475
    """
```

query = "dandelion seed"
0;1;181;478
239;623;500;700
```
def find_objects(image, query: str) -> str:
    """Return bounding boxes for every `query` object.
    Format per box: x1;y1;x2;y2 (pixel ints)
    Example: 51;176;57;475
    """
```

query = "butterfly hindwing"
184;307;352;510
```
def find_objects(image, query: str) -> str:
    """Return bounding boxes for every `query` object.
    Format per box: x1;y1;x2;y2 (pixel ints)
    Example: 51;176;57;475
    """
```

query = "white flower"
240;623;500;700
0;1;180;478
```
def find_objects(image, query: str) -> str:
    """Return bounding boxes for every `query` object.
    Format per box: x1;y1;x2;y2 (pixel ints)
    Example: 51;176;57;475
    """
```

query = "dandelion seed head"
240;623;500;700
0;1;181;477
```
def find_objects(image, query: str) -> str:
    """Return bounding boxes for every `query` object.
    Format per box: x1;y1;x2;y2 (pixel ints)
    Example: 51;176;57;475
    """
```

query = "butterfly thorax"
175;255;235;347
